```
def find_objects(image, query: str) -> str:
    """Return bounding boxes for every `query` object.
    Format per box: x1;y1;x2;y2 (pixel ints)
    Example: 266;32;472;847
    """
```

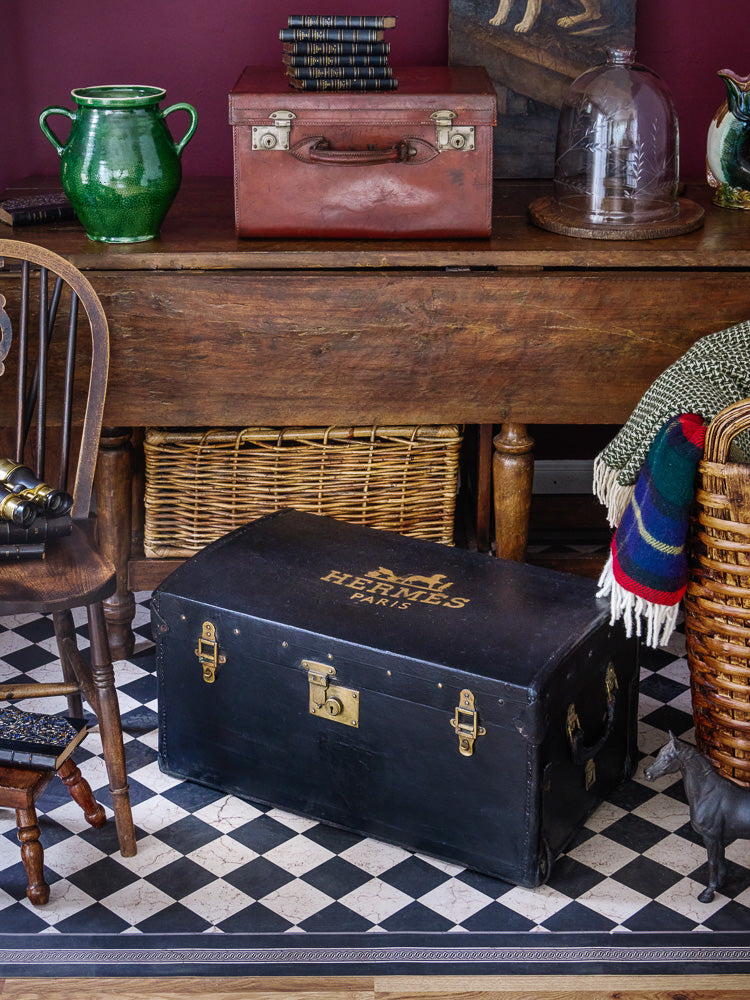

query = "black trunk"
152;509;638;887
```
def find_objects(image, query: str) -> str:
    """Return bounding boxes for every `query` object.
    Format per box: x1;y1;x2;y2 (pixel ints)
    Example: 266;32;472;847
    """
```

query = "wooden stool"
0;758;106;905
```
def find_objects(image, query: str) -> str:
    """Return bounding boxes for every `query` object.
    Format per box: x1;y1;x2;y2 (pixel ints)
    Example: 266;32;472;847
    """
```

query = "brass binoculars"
0;482;39;526
0;458;74;524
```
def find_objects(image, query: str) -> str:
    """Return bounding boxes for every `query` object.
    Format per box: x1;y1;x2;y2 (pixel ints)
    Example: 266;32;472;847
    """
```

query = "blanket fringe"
592;457;635;528
596;553;680;648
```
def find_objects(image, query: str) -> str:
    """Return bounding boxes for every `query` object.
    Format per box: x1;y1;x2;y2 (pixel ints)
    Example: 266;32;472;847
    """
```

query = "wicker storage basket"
685;398;750;785
143;424;462;558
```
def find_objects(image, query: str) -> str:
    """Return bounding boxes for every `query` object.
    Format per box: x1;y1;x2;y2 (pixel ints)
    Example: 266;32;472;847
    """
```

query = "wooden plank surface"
1;177;749;271
2;975;750;1000
86;268;750;427
5;243;748;430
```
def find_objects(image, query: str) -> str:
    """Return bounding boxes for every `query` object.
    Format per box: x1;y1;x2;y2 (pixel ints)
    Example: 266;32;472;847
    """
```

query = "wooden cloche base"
528;195;705;240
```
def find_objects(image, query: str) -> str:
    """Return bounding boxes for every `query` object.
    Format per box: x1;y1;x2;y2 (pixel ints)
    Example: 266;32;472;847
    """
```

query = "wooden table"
3;177;750;659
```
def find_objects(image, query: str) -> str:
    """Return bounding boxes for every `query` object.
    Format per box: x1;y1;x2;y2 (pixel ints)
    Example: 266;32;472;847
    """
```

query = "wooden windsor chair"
0;239;136;898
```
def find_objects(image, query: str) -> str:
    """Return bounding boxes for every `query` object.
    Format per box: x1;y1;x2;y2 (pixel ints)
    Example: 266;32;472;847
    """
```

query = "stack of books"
0;513;72;561
280;14;398;91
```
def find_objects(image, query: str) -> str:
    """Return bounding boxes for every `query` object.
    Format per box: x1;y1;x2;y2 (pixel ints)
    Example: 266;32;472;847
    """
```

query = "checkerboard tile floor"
0;592;749;935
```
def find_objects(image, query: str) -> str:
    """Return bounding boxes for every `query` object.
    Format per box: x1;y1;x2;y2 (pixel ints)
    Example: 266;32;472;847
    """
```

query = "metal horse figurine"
645;733;750;902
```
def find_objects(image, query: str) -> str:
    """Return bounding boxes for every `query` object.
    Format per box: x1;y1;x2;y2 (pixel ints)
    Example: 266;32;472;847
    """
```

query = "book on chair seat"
0;705;87;769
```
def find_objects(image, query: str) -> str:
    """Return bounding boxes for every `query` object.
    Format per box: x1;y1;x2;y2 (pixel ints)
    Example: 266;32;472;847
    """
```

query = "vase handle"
162;103;198;157
38;106;76;156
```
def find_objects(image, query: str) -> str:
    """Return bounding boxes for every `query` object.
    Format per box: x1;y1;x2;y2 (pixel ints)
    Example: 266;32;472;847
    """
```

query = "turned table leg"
493;422;534;561
95;427;136;661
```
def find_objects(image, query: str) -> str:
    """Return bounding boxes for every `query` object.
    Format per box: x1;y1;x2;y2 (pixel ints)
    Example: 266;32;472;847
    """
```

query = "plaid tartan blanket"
594;320;750;647
596;414;706;647
594;321;750;528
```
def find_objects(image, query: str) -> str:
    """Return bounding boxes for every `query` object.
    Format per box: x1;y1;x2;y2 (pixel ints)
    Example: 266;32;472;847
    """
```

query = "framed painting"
449;0;636;177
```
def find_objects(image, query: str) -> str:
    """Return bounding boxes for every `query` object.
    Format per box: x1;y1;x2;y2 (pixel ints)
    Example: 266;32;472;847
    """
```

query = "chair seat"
0;518;116;614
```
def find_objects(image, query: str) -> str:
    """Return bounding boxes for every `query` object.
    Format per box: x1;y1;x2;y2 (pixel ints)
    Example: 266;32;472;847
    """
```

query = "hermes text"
320;566;470;610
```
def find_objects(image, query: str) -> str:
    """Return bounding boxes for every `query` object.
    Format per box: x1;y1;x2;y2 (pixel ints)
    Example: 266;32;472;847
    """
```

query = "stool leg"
16;806;49;906
87;601;137;857
58;758;106;828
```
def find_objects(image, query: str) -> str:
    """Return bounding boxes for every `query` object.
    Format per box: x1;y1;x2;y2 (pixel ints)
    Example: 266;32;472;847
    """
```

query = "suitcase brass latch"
450;689;486;756
303;660;359;727
194;621;226;684
430;110;475;151
252;111;296;151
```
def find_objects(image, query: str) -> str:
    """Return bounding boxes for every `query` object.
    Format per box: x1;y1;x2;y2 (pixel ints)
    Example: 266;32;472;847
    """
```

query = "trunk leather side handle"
291;135;439;165
566;662;618;765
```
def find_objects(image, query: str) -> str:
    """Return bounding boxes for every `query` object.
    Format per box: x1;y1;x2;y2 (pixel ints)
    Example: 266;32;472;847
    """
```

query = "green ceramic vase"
39;85;198;243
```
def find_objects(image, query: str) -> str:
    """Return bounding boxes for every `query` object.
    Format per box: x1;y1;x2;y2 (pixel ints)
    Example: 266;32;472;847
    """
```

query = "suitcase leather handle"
290;135;440;165
566;663;618;765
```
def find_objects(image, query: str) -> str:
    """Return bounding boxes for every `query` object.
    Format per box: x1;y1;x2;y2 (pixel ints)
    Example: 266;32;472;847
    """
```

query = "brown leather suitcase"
229;66;496;238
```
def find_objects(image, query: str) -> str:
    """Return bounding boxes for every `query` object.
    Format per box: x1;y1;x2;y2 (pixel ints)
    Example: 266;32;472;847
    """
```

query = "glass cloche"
529;48;704;239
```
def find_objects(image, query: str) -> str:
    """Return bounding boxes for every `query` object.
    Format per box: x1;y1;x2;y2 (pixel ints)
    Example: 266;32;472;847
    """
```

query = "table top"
2;176;750;272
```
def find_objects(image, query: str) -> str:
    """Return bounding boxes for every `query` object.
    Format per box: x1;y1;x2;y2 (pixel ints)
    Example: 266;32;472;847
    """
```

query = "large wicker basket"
143;424;462;558
685;398;750;785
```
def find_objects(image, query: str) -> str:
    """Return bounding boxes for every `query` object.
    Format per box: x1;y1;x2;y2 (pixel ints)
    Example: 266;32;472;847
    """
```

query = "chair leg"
86;601;137;858
58;757;106;828
53;609;85;718
16;806;50;905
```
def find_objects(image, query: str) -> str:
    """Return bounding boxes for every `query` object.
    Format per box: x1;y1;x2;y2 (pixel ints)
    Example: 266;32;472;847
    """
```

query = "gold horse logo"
365;567;453;592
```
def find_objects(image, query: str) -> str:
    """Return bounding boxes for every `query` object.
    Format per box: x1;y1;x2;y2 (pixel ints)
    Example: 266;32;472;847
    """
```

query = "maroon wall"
1;0;750;192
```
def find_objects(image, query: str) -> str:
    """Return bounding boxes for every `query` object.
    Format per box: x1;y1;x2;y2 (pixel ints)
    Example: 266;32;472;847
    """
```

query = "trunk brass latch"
303;660;359;727
450;689;486;756
194;621;226;684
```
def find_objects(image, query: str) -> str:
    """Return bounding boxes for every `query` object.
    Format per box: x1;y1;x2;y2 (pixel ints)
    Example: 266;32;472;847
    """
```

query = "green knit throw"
594;320;750;526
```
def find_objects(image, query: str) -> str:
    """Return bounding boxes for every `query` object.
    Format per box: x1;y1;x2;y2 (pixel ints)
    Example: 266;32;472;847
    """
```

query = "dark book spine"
282;41;390;55
287;15;395;28
283;53;391;67
0;514;71;544
0;195;77;227
289;77;399;91
0;543;45;560
279;27;384;42
288;65;393;79
0;744;58;768
0;205;77;227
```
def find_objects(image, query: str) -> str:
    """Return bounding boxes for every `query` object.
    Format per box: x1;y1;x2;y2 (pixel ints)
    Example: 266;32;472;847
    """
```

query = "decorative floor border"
2;932;750;976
